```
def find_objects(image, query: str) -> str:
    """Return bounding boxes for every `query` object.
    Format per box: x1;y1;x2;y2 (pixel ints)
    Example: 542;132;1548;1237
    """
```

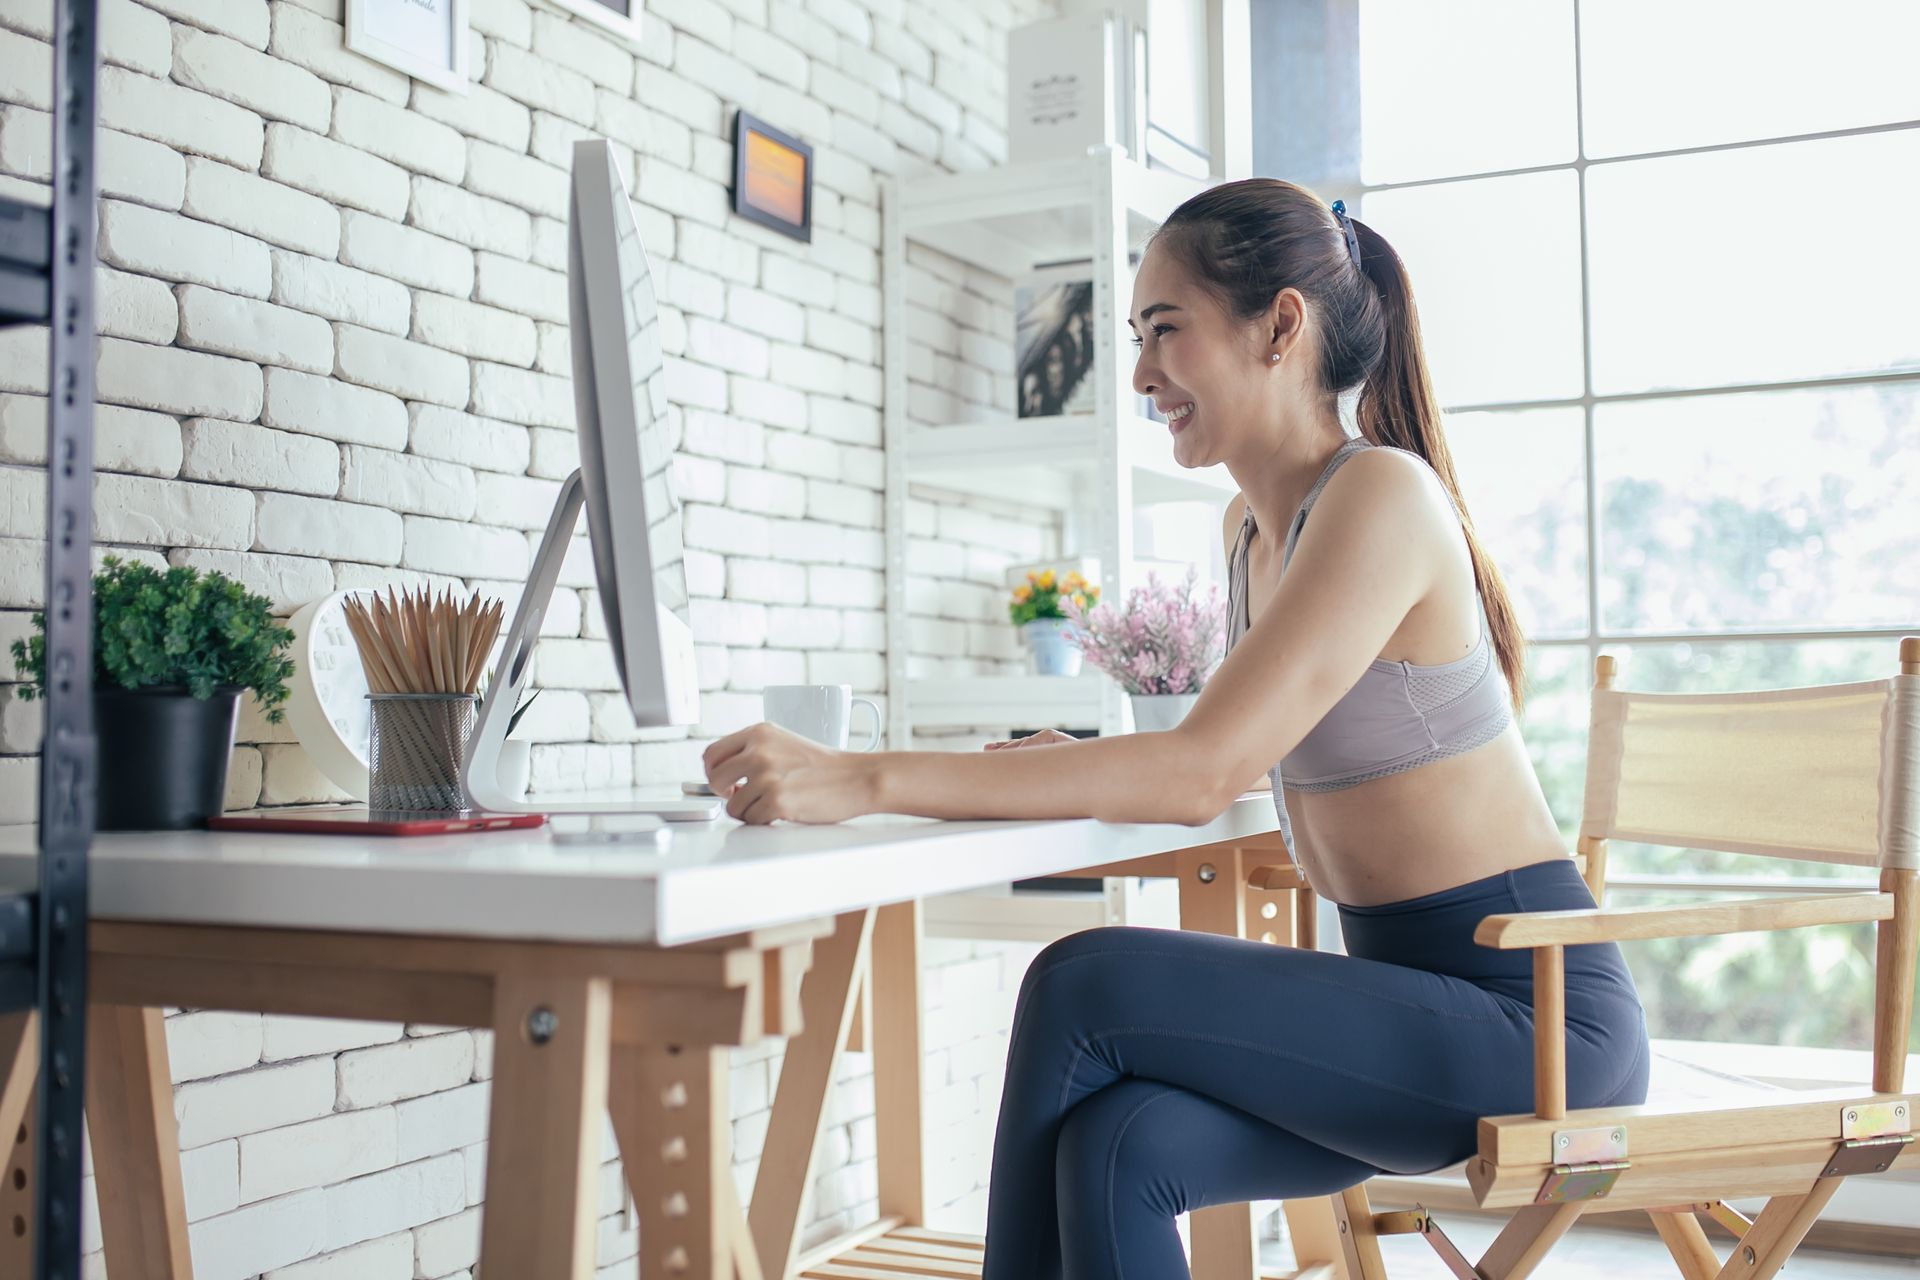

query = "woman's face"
1044;342;1066;395
1129;243;1310;470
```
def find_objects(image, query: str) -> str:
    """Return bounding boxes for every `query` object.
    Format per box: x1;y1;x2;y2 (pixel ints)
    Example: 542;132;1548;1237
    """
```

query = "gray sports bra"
1226;438;1513;844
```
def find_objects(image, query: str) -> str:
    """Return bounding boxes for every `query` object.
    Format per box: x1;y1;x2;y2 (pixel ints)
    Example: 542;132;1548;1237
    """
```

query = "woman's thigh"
1007;925;1611;1174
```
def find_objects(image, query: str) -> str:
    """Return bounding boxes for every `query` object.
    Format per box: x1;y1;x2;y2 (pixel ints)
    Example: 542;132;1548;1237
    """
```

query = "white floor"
1261;1215;1920;1278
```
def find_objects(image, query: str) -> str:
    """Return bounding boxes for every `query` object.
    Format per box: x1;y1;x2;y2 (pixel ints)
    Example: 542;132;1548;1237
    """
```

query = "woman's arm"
865;729;1233;825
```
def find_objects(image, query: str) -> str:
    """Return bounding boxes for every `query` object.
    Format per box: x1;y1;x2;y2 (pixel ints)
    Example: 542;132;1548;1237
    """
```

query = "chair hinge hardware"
1822;1133;1912;1178
1840;1101;1910;1140
1406;1205;1482;1280
1551;1124;1629;1163
1535;1158;1629;1203
1534;1124;1630;1203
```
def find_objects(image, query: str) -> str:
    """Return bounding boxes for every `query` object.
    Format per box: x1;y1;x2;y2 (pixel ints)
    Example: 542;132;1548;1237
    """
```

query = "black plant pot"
94;686;242;831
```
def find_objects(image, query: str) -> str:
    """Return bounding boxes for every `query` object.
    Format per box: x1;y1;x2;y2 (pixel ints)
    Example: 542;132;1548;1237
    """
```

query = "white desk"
0;793;1338;1280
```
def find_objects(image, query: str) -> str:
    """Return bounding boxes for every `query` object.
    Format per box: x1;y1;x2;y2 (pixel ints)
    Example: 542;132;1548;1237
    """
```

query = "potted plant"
11;556;294;829
1064;567;1227;731
1008;568;1099;676
496;687;542;798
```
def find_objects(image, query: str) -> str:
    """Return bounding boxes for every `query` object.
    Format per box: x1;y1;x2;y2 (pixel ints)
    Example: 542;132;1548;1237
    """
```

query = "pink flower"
1066;567;1227;695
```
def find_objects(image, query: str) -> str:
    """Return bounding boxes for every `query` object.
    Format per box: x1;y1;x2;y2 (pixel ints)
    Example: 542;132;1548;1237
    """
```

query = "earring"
1269;353;1280;362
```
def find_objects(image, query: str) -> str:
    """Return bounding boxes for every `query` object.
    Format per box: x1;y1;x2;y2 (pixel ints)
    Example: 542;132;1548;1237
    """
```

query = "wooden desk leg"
481;974;611;1280
871;899;926;1227
88;1005;195;1280
1176;848;1345;1280
2;1012;36;1278
611;1043;762;1280
750;910;873;1280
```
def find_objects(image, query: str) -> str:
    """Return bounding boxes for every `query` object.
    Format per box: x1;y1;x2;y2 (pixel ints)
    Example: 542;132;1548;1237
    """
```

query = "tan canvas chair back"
1582;672;1920;873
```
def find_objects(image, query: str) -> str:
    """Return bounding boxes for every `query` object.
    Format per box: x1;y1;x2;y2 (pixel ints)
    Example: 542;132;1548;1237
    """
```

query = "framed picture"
345;0;470;94
542;0;645;45
1015;256;1163;422
731;111;813;243
1015;270;1097;419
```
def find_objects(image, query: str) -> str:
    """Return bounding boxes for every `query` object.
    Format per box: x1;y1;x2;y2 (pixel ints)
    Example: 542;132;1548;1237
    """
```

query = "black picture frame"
731;109;813;243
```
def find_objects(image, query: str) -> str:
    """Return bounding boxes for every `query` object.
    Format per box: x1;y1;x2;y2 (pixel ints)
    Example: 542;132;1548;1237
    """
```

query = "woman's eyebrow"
1127;303;1182;329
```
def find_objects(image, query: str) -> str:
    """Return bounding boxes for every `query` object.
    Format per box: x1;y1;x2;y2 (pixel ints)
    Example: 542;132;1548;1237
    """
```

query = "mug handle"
851;696;883;752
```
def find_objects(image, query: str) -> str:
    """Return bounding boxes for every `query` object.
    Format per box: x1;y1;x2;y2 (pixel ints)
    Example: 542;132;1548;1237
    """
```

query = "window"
1342;0;1920;1055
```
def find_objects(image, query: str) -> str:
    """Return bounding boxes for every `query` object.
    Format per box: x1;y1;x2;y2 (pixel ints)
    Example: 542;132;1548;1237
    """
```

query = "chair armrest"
1475;891;1894;949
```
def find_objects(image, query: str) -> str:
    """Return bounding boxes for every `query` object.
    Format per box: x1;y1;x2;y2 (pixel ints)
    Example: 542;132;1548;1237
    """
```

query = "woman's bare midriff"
1284;725;1572;907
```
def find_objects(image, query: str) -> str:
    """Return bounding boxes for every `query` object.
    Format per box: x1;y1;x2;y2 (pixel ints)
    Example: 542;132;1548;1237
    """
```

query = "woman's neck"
1231;414;1354;543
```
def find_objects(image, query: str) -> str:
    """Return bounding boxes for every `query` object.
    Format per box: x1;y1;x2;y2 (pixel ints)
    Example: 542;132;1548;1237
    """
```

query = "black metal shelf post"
0;0;99;1276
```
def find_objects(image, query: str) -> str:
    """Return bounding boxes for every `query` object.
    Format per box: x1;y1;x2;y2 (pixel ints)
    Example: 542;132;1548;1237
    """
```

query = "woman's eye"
1128;325;1172;350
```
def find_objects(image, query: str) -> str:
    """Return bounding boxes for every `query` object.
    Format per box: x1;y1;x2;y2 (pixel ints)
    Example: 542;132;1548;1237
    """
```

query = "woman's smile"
1166;400;1196;434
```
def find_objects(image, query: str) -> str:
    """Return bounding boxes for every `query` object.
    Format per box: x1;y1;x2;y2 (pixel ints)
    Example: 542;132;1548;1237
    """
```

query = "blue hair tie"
1331;199;1362;270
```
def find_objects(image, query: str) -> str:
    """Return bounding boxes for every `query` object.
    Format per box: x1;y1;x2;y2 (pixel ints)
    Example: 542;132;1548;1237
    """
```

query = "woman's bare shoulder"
1221;492;1246;558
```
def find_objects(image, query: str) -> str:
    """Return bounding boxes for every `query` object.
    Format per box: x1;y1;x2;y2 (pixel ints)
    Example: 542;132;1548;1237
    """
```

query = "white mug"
763;684;882;752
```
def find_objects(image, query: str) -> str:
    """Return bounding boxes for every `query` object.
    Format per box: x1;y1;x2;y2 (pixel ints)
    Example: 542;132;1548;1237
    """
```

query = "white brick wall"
0;0;1065;1271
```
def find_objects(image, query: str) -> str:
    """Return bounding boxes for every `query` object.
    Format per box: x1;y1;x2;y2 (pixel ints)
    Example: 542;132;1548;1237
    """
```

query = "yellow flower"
1013;585;1032;602
1026;570;1039;583
1066;571;1086;587
1037;569;1056;589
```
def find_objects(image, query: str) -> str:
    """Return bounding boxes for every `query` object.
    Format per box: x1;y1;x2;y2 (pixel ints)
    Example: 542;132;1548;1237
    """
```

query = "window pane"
1615;894;1880;1050
1358;0;1576;184
1596;383;1920;633
1362;172;1583;407
1587;131;1920;394
1445;408;1587;638
1517;642;1590;845
1581;0;1920;159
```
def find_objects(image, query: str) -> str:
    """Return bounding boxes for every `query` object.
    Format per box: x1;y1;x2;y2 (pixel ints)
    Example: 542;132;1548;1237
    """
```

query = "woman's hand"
983;728;1078;750
702;722;878;825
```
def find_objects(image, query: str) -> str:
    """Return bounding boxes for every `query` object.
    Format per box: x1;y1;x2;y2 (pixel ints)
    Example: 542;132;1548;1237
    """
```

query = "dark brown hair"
1153;178;1528;711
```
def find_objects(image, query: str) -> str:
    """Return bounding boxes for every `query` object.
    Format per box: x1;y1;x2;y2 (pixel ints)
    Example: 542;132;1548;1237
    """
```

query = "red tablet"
208;806;548;836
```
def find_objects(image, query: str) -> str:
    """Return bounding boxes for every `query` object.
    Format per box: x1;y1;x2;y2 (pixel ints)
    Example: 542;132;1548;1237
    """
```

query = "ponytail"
1350;217;1528;713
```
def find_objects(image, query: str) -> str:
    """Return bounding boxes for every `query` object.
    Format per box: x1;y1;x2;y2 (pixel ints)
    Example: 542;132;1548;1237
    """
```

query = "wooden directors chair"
1326;637;1920;1280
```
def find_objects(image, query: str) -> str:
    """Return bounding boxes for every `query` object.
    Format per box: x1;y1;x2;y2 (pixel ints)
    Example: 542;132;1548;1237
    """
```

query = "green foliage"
507;687;542;737
10;556;295;723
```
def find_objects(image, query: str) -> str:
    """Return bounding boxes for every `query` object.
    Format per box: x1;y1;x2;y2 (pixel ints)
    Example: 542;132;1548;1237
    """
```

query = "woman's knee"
1012;927;1137;1021
1055;1081;1186;1221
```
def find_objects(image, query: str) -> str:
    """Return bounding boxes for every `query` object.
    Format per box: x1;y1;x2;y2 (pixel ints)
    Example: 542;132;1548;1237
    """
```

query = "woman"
702;179;1650;1279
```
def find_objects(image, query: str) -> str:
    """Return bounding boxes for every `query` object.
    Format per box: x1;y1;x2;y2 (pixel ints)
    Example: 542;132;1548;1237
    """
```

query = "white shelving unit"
881;147;1228;745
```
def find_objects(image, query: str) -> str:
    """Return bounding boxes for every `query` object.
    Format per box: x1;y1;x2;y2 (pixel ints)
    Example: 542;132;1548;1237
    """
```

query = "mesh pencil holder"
367;693;479;812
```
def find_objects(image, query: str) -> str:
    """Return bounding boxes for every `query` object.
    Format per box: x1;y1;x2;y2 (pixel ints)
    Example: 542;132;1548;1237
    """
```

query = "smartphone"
681;779;716;796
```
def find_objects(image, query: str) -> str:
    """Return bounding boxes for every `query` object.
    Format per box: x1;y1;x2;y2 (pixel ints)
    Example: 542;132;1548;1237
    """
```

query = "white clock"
285;590;375;801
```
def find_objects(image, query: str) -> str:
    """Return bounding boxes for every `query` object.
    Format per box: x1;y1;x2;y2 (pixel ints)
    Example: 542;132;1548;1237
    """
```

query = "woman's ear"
1265;287;1307;359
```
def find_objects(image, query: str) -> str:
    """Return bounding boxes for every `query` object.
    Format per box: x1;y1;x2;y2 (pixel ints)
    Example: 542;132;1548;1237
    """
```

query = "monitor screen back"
569;140;695;727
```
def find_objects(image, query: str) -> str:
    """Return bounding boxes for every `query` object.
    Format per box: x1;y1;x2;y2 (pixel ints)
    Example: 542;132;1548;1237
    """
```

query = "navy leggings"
979;858;1650;1280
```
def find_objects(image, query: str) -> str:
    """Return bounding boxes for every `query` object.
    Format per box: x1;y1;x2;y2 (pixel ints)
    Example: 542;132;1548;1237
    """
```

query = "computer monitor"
462;140;720;820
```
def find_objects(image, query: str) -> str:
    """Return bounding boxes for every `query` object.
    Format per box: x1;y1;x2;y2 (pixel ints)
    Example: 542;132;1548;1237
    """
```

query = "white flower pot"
1128;693;1199;732
498;738;532;799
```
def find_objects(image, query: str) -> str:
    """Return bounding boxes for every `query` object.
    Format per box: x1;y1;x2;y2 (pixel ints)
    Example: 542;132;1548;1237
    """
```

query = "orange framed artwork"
732;110;814;242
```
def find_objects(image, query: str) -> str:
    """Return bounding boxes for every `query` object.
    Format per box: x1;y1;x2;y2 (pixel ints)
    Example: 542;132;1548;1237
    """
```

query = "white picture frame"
345;0;471;95
541;0;646;46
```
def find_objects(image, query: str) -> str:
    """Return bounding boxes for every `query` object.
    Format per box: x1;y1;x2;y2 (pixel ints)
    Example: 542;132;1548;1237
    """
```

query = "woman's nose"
1132;352;1158;399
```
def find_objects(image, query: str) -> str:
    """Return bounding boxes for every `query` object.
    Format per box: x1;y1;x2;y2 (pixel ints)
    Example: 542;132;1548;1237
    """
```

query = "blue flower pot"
1023;618;1083;676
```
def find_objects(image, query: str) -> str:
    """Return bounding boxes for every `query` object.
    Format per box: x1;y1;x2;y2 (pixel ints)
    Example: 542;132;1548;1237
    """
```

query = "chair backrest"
1577;637;1920;1094
1580;649;1918;875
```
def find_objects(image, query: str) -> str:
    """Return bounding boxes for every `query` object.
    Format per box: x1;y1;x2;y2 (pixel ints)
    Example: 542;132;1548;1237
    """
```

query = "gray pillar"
1249;0;1361;192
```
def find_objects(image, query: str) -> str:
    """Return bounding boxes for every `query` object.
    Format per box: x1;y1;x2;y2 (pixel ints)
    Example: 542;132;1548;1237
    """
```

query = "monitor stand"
461;469;724;821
